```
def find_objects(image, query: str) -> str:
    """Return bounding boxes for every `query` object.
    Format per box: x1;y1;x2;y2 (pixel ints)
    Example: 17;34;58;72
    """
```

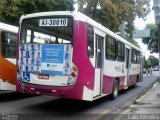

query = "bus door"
124;47;131;87
94;35;104;97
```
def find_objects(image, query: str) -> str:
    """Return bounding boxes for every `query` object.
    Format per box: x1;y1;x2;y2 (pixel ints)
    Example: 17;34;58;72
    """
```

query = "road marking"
92;109;111;120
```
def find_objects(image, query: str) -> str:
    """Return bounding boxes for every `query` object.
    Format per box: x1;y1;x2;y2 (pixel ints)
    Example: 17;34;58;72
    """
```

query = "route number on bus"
39;18;68;26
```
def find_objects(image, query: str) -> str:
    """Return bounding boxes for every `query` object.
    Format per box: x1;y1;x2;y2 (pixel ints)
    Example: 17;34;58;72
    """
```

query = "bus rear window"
21;17;73;44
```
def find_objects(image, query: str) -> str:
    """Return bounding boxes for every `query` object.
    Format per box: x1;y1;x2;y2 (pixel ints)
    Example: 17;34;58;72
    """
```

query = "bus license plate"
38;74;49;80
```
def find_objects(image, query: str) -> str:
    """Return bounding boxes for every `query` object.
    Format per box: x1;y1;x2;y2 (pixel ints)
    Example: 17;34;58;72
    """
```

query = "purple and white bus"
16;11;144;101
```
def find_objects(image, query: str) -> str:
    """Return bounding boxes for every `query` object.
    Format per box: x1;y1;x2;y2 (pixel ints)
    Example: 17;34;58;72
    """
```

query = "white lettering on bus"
39;18;68;26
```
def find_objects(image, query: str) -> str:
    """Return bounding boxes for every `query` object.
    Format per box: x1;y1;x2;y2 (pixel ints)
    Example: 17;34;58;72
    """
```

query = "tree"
142;24;158;53
144;55;158;68
144;59;151;68
148;55;159;67
125;37;140;48
0;0;74;25
77;0;150;37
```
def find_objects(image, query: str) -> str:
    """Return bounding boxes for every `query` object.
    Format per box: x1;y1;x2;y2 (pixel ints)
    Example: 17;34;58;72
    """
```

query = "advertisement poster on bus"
18;44;71;82
41;44;71;75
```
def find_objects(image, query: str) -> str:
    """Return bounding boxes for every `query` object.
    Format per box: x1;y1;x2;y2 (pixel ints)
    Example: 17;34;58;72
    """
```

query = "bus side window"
117;41;125;62
87;25;94;58
1;31;17;58
106;36;116;60
136;51;141;64
132;49;137;64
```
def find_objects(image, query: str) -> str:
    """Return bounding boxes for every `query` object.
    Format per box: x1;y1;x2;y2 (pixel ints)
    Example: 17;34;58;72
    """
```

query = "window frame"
1;31;17;58
105;35;116;61
136;51;141;64
87;24;94;58
132;49;137;64
116;41;125;62
20;16;73;45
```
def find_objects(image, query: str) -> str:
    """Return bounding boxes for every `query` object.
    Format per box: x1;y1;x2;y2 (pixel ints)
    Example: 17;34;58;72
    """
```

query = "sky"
134;0;159;59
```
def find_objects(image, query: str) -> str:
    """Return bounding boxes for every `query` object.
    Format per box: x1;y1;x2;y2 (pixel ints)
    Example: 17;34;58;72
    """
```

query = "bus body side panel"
0;56;16;90
128;64;140;86
0;25;17;91
102;76;125;95
102;75;115;94
73;21;95;100
102;60;125;94
118;76;126;90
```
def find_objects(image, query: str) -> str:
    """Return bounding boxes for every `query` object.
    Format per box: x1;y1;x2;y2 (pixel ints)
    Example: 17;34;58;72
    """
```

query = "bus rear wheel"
111;79;119;100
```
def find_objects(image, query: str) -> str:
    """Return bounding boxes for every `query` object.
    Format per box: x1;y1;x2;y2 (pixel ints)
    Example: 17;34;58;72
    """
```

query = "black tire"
110;79;119;100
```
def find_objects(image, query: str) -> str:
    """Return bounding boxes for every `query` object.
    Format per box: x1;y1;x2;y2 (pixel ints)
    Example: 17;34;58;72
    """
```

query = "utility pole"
153;0;160;74
120;21;126;38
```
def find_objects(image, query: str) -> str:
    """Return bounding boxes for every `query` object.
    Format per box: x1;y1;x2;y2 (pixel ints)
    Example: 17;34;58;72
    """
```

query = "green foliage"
144;55;159;68
125;37;140;48
142;24;158;53
0;0;74;25
148;55;159;67
144;59;151;68
77;0;150;47
77;0;150;35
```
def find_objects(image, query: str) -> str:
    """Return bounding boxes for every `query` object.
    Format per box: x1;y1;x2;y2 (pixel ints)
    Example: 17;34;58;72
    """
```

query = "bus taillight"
71;72;76;77
71;64;78;78
72;66;77;72
67;64;78;85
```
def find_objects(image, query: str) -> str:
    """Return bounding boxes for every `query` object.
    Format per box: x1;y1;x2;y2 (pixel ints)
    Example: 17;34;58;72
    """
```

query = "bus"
16;11;144;101
0;22;18;90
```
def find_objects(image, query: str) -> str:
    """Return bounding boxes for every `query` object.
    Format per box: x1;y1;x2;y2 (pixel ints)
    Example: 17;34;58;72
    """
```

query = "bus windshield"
20;16;73;44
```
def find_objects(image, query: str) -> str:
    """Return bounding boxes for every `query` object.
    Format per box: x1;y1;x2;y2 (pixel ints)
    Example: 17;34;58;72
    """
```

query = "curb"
119;78;159;114
133;79;160;104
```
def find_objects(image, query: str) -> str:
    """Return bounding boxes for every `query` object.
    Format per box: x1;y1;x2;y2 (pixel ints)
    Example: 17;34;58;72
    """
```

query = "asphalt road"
0;71;159;120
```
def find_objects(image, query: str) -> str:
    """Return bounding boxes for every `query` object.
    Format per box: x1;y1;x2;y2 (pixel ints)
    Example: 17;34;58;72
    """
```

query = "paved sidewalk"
114;80;160;120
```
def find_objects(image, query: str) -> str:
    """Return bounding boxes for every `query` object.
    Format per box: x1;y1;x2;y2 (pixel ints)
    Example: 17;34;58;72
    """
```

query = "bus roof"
20;11;141;52
0;22;18;34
